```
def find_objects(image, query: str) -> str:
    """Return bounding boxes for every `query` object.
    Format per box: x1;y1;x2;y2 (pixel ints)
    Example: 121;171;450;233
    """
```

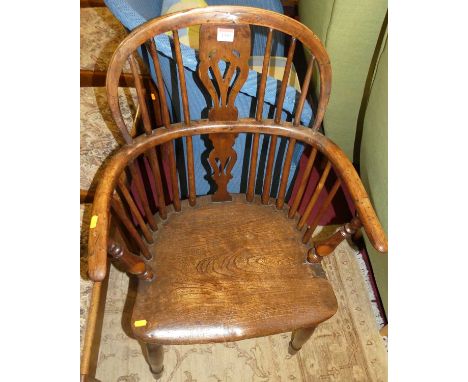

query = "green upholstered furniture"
298;0;388;313
360;36;388;314
298;0;387;158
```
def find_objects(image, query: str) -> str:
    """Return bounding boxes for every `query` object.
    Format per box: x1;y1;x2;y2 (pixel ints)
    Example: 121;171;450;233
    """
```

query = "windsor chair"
82;6;387;380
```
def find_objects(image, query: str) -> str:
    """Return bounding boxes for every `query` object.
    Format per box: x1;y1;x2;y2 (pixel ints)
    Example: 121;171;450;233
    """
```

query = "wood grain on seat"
131;195;338;345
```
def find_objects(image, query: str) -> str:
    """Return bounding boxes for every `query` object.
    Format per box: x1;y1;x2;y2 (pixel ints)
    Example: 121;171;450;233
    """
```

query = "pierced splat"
208;133;237;201
198;23;251;121
198;23;251;201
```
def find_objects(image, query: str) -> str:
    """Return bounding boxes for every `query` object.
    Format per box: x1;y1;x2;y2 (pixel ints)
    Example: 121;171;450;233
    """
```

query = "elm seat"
131;195;338;345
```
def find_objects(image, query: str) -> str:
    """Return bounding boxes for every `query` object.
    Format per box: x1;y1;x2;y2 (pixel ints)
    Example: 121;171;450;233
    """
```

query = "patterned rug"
80;86;137;190
81;7;129;73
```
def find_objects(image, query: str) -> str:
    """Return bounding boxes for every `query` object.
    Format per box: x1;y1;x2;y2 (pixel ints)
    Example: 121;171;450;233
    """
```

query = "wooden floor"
92;230;387;381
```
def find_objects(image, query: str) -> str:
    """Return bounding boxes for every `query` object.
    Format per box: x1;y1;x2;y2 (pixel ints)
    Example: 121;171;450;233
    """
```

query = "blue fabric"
104;0;162;28
104;0;314;197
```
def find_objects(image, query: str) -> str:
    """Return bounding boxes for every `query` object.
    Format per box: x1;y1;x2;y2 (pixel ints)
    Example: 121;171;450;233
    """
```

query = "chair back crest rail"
87;6;387;282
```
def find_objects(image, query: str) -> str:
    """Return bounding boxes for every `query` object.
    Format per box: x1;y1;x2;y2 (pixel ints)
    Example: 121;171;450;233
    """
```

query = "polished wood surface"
131;196;336;345
199;23;251;122
198;23;251;201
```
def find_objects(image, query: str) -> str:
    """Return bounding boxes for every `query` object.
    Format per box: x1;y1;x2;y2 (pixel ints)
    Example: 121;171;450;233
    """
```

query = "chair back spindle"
262;37;297;205
246;27;274;202
110;196;153;259
147;38;181;211
172;29;196;206
116;178;154;243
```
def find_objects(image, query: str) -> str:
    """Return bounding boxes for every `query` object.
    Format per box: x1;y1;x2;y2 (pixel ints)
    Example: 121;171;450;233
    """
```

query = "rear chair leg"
146;343;164;379
288;326;316;355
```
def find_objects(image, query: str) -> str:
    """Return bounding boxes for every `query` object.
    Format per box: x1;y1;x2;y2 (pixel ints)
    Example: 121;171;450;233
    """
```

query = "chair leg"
288;326;316;355
146;343;164;379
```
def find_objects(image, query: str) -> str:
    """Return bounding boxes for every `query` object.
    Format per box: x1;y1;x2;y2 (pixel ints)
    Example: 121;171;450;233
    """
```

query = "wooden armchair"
82;6;387;380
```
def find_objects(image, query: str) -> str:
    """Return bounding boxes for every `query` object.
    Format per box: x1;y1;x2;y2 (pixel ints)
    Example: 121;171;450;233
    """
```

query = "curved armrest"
87;120;387;281
315;136;388;254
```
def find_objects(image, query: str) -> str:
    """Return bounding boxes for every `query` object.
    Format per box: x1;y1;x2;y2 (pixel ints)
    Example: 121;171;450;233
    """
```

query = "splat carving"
198;24;251;121
207;133;237;201
198;23;251;201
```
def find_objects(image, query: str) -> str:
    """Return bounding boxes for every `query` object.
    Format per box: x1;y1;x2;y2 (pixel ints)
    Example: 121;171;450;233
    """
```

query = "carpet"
81;7;131;73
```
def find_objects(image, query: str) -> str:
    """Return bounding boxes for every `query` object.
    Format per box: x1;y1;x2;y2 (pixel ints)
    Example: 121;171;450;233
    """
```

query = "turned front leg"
146;343;164;379
289;327;316;355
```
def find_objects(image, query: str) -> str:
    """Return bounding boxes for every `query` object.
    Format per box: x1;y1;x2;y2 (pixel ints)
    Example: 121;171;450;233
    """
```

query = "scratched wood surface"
92;228;387;381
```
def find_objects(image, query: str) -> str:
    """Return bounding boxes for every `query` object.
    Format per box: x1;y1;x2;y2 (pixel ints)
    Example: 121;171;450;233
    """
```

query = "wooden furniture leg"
146;343;164;379
288;326;316;355
380;324;388;337
80;262;110;382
